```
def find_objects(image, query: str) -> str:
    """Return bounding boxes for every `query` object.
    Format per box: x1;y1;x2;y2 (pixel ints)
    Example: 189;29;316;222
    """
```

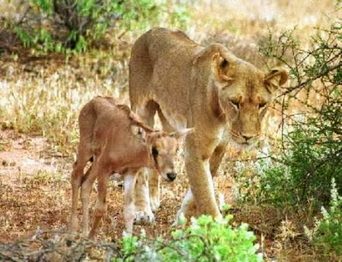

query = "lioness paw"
134;211;155;224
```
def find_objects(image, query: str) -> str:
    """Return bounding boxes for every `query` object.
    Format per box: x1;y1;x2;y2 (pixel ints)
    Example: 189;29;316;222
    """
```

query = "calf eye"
152;146;159;157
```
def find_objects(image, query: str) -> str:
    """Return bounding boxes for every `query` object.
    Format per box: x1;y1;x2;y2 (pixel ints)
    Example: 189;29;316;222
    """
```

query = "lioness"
129;28;288;220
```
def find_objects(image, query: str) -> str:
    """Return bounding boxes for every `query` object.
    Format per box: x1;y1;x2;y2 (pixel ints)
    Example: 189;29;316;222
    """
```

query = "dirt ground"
1;128;320;261
0;128;238;239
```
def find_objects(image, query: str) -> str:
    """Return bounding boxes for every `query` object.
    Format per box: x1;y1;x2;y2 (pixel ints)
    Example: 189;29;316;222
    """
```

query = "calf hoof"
81;227;89;238
88;230;96;239
134;211;155;224
68;217;79;233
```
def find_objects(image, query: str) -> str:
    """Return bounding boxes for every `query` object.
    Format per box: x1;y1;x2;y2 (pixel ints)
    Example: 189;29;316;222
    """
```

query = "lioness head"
194;43;288;146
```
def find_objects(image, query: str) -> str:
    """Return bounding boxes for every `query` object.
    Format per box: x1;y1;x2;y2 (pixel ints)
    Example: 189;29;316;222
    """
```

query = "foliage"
256;117;342;207
251;20;342;208
304;178;342;257
116;215;262;262
8;0;189;53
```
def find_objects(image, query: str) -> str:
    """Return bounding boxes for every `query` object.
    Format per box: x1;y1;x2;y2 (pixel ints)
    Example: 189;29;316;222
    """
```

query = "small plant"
304;178;342;257
116;215;262;261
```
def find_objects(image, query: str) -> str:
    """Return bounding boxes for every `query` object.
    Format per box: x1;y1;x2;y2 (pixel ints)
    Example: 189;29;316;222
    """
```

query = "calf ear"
131;126;147;141
170;128;194;139
264;67;288;93
146;131;163;144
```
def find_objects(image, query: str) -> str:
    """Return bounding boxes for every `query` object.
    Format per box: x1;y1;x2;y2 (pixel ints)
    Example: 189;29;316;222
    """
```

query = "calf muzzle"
166;172;177;181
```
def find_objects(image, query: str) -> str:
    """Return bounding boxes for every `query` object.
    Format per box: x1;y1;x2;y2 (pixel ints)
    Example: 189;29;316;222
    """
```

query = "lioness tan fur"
129;28;288;220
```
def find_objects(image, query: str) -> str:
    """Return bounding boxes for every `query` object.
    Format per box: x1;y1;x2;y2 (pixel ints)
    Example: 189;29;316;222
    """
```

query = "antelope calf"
68;96;189;237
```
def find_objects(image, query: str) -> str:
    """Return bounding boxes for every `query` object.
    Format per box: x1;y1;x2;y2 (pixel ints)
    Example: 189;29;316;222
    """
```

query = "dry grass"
0;45;130;155
0;0;341;260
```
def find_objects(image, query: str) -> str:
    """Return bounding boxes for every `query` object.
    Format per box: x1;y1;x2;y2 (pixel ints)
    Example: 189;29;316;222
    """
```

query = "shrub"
12;0;120;53
256;115;342;207
249;20;342;208
7;0;190;53
304;178;342;257
116;215;262;261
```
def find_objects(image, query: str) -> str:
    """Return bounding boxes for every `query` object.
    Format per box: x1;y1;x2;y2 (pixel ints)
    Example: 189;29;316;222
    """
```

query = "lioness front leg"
210;141;228;177
134;169;155;224
132;102;157;224
148;170;161;211
124;172;138;234
181;135;221;219
176;140;228;223
175;188;198;224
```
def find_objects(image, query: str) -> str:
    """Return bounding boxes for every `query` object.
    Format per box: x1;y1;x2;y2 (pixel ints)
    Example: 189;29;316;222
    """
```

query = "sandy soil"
0;129;317;261
0;129;222;242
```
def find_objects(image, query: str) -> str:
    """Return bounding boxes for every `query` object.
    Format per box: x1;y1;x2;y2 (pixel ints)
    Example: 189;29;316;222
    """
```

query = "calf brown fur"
68;96;187;237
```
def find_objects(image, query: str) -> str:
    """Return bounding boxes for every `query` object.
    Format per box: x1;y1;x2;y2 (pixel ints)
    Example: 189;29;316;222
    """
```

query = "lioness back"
129;28;201;126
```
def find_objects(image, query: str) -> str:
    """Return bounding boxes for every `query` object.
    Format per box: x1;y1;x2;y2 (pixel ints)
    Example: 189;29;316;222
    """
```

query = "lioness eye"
230;100;240;109
259;102;267;109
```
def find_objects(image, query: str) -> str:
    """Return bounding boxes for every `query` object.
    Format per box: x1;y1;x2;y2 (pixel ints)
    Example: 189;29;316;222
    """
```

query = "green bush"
304;178;342;257
116;215;262;261
251;20;342;209
257;115;342;207
9;0;190;53
13;0;119;53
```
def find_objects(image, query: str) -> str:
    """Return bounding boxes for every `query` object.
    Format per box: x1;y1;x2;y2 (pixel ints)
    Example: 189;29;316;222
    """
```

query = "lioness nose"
166;172;177;181
242;135;253;141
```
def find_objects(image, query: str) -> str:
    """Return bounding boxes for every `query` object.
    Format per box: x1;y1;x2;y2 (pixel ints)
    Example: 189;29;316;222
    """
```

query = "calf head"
146;129;192;182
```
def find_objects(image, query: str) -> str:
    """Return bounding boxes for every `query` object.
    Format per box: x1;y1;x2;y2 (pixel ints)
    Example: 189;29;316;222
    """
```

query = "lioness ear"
264;67;288;93
192;43;232;83
192;43;227;65
212;53;232;82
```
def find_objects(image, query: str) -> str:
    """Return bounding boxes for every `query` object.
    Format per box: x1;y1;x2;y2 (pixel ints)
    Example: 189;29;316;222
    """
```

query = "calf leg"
80;160;106;237
124;172;138;234
89;172;110;238
69;144;92;232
